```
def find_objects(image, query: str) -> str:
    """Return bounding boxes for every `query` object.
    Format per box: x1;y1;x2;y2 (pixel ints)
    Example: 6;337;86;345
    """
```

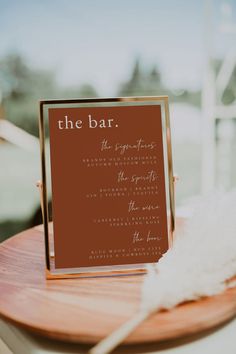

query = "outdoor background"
0;0;236;240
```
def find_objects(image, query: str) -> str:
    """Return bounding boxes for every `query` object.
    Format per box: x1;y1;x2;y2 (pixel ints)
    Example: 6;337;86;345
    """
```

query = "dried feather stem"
88;309;151;354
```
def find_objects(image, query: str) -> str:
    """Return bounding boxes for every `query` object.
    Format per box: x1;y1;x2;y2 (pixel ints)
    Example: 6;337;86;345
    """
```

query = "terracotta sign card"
39;97;174;278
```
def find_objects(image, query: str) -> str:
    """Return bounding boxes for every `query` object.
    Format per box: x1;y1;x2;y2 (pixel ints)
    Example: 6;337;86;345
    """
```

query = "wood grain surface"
0;221;236;344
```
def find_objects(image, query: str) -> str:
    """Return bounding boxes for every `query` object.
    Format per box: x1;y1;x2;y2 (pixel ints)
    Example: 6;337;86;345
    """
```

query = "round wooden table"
1;222;236;352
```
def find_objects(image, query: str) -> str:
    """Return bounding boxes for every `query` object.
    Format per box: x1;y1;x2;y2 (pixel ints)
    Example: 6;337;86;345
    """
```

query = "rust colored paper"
48;105;168;269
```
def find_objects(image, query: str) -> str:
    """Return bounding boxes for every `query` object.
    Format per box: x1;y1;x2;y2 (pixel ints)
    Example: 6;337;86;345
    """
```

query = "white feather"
141;190;236;313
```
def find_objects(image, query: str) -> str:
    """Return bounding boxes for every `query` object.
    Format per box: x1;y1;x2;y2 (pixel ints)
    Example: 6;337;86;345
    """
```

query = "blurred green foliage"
0;53;98;136
0;54;202;138
118;58;201;106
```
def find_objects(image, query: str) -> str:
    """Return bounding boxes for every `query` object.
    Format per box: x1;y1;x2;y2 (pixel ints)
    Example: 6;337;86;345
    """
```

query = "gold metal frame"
38;96;175;279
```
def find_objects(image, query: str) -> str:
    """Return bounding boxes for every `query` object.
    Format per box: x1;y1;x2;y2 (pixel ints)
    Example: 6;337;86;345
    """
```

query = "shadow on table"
27;317;235;353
